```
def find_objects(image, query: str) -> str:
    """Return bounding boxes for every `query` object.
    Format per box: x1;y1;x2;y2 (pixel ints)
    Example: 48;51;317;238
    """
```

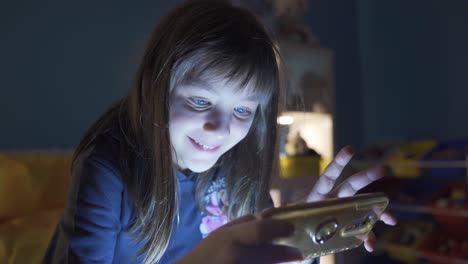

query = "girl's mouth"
188;137;221;153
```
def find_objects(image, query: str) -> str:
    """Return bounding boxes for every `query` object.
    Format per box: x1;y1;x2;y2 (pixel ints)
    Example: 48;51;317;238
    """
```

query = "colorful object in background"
427;182;468;227
387;139;437;178
378;220;434;263
280;156;321;179
281;132;321;179
422;139;468;178
359;138;468;263
285;132;321;157
380;219;468;263
418;228;468;263
353;139;468;179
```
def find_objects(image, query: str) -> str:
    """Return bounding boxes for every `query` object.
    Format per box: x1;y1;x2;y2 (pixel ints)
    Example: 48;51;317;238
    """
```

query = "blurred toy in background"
285;132;320;157
378;221;434;264
273;0;318;44
228;0;319;45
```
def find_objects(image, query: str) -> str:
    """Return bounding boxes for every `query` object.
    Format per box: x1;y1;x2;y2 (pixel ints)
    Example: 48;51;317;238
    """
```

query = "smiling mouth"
188;137;221;152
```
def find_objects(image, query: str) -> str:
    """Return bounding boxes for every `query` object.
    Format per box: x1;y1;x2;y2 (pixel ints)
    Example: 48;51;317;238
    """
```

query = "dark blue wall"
357;0;468;145
0;1;179;149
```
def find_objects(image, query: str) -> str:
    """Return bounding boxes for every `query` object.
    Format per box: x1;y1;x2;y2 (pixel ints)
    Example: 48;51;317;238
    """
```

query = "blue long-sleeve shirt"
42;135;206;263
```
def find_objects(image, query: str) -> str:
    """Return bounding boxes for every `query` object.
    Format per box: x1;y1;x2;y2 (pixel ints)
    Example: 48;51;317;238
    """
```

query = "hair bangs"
171;43;278;108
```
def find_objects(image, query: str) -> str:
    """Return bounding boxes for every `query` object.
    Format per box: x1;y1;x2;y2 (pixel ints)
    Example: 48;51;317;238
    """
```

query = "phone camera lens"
311;218;338;245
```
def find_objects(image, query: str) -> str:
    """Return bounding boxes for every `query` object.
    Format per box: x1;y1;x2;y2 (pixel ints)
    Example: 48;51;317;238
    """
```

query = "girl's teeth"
194;139;214;150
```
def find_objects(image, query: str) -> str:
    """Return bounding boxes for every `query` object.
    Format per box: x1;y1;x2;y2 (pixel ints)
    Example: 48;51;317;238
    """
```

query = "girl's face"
169;78;259;172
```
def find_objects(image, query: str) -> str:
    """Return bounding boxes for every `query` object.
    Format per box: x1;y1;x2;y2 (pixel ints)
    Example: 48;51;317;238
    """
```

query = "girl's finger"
307;146;354;202
333;164;388;198
364;231;376;252
380;211;397;226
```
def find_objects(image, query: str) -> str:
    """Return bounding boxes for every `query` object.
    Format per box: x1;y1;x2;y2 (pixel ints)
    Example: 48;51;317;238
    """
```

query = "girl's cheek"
236;118;255;130
230;120;253;140
170;106;203;122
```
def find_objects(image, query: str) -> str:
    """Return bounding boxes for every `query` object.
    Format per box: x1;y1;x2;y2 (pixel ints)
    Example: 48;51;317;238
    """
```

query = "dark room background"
1;0;467;152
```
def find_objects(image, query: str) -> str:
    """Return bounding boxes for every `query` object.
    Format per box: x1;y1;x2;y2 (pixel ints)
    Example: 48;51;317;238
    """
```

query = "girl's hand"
175;215;304;264
305;146;397;252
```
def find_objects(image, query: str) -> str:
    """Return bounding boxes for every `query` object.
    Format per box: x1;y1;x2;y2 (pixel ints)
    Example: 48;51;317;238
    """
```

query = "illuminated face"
169;78;259;173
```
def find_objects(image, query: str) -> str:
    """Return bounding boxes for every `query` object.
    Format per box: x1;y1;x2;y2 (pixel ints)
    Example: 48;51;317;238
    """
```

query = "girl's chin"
186;159;216;173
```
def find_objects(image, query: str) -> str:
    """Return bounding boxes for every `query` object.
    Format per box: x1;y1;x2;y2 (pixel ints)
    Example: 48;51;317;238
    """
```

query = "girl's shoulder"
73;130;123;176
69;131;128;199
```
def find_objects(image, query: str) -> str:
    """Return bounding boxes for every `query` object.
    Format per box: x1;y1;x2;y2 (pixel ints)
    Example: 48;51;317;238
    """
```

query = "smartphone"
261;192;389;259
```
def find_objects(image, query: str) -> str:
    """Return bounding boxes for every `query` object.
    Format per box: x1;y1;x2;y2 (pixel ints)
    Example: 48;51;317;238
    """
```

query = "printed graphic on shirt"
199;176;228;238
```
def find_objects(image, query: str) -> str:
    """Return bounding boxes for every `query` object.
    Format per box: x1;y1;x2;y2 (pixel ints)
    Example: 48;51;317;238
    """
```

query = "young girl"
43;1;395;263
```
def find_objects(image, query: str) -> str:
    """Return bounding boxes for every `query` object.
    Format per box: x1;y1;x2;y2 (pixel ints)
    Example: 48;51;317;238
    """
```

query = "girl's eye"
234;107;252;117
189;97;211;108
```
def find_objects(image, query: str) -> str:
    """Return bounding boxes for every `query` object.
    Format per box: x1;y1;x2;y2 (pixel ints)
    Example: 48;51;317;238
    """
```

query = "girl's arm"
69;158;123;261
44;157;124;263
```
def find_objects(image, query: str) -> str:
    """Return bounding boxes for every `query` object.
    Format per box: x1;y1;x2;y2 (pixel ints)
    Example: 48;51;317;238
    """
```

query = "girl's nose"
203;112;231;139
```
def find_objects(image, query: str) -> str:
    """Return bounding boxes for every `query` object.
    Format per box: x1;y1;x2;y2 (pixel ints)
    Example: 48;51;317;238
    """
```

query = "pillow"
0;208;62;264
0;152;72;221
0;155;40;221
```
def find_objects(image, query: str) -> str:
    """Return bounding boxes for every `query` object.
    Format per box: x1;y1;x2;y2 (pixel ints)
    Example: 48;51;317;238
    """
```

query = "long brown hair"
73;1;283;263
